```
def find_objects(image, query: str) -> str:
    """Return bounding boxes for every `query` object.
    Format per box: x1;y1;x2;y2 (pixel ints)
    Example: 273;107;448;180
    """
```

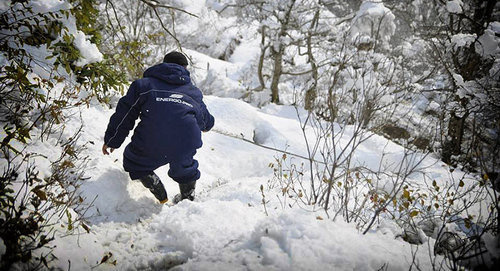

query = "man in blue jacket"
102;51;214;204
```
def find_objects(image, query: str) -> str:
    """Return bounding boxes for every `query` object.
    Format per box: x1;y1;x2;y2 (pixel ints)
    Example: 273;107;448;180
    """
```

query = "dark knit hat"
163;51;188;67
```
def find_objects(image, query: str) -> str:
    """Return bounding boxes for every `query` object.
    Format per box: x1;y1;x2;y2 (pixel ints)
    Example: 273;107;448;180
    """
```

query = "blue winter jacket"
104;63;215;172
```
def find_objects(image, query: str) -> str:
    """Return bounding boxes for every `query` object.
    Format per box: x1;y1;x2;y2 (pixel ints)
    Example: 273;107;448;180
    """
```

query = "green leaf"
66;209;73;231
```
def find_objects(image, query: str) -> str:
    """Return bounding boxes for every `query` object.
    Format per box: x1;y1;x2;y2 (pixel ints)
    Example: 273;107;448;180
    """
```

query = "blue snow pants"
126;152;200;184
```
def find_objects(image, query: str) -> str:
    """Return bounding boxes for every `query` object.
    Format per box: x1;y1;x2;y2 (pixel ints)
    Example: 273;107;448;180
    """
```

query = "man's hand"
102;144;115;155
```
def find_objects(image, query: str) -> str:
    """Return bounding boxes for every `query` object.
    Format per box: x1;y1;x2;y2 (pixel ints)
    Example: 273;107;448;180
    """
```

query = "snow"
30;92;462;270
61;15;103;66
446;0;463;14
5;45;492;271
351;1;396;44
3;1;497;269
490;21;500;34
176;209;436;271
229;37;260;65
30;0;71;13
186;49;246;99
11;0;103;67
451;33;476;50
475;29;500;57
72;31;103;66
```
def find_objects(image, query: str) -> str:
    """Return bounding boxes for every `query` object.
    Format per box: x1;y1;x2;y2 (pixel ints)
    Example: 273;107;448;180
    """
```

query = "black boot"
139;173;168;203
173;181;196;204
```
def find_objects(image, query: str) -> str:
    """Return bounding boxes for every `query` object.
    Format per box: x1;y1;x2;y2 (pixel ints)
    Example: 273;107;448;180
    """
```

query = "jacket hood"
143;63;191;85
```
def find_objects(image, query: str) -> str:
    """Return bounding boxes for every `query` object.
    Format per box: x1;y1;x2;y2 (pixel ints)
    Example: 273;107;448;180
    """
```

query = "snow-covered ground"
39;91;458;270
2;1;497;269
2;24;491;271
10;42;484;271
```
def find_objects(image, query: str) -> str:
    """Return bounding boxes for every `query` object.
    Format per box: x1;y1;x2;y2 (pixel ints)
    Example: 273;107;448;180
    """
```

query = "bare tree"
99;0;196;79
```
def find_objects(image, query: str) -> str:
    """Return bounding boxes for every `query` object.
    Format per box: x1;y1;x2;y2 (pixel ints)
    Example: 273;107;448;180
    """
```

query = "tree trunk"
256;25;267;92
269;0;296;104
270;45;283;104
304;9;320;111
442;111;468;164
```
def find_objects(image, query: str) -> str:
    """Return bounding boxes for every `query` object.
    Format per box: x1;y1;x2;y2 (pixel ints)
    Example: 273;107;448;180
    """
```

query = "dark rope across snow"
211;128;327;165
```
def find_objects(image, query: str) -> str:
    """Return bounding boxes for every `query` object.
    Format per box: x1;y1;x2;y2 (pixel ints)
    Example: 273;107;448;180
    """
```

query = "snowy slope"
2;1;497;269
4;45;485;270
44;95;453;270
